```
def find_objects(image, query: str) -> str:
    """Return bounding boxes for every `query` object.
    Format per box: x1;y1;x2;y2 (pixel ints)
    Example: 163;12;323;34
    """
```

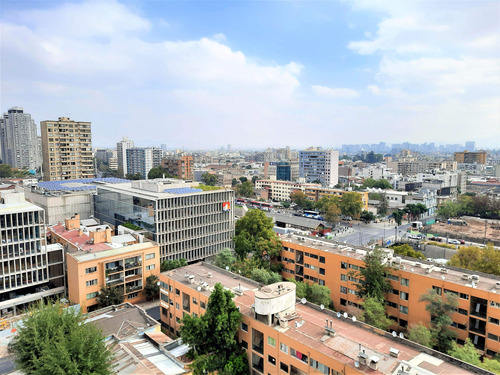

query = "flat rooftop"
281;234;500;294
35;177;128;192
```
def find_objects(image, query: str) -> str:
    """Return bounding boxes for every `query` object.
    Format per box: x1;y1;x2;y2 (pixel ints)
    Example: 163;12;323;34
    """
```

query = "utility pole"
395;226;398;243
484;219;487;245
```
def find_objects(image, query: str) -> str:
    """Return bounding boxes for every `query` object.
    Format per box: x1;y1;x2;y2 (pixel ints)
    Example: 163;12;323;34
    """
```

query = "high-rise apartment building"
0;190;65;317
299;148;339;187
0;107;41;170
162;155;194;180
94;179;235;262
465;141;476;152
454;151;487;165
126;147;163;178
40;117;94;181
116;136;134;176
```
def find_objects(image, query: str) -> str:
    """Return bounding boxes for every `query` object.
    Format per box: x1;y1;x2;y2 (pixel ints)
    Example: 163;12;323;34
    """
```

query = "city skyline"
1;0;499;149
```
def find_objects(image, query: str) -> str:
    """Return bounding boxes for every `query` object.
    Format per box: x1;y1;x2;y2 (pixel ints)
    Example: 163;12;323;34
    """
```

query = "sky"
1;0;499;149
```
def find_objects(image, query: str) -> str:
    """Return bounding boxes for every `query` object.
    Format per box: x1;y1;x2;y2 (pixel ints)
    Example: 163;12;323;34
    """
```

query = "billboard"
222;202;231;212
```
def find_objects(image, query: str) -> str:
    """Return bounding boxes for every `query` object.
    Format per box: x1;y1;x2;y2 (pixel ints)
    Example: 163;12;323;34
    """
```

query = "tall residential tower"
116;137;134;177
299;148;339;187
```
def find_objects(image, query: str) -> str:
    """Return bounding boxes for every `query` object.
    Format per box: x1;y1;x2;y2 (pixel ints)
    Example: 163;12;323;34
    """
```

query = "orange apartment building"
279;235;500;357
159;263;483;375
162;155;194;180
304;187;369;212
47;214;160;312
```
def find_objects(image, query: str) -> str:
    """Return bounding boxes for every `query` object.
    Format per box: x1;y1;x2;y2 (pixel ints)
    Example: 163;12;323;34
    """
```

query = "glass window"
319;256;325;264
341;262;347;269
340;274;347;281
268;336;276;347
340;286;347;294
145;253;155;260
86;279;97;287
489;317;499;325
86;292;97;299
241;340;248;349
146;264;155;270
400;291;409;301
241;322;248;332
399;305;408;314
85;266;97;274
280;342;288;353
268;355;276;366
401;278;409;286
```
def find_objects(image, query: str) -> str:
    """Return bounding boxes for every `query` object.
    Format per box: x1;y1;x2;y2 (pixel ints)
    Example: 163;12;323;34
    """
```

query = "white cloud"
367;85;380;95
312;85;359;98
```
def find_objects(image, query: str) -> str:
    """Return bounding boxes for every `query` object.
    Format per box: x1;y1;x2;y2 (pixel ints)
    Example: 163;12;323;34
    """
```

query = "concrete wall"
24;189;93;226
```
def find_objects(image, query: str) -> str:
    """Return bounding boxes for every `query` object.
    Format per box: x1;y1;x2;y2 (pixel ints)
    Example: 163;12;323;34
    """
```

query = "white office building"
116;137;134;176
94;179;235;262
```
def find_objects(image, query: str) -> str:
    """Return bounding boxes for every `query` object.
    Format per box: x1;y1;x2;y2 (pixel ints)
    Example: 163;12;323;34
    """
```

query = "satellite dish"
337;312;341;318
226;266;229;271
197;286;201;291
352;316;357;322
392;331;397;337
354;361;360;368
320;304;324;310
301;298;307;304
343;312;348;318
399;332;405;339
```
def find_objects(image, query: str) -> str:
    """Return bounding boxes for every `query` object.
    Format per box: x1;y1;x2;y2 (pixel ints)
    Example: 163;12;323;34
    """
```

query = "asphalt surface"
146;306;160;322
0;356;16;374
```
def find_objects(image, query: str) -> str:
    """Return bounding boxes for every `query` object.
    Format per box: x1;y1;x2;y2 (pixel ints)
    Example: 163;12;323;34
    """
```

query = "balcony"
106;278;124;286
126;284;142;294
125;273;142;282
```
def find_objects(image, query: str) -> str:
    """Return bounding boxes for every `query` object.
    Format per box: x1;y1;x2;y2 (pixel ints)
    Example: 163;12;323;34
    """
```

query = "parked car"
407;234;421;240
459;239;465;244
447;239;461;245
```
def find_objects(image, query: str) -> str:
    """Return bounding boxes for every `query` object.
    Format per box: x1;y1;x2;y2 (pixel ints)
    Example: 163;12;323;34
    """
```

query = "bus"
248;201;273;211
303;210;323;220
235;198;247;206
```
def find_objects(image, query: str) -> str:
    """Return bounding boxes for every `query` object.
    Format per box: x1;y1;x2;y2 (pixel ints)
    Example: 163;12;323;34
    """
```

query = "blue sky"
1;0;499;149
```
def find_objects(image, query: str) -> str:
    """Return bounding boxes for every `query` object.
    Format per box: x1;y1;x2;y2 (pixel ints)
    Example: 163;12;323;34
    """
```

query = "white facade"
299;149;339;187
0;107;41;170
255;180;318;201
117;136;134;176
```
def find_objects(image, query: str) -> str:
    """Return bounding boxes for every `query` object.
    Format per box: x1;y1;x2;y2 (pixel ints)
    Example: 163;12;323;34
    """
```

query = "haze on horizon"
1;0;499;149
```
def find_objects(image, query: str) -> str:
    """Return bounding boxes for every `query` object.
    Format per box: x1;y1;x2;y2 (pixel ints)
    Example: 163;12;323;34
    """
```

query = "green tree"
148;166;176;179
324;204;341;226
239;176;248;183
315;195;340;214
97;285;125;308
361;297;392;330
281;201;291;209
373;179;392;189
11;301;114;375
340;192;363;218
214;248;236;270
378;193;389;215
126;172;142;180
448;244;500;276
355;248;392;302
392;210;405;226
236;180;254;197
231;178;239;187
0;164;13;177
251;176;259;184
233;209;281;261
390;244;426;259
201;172;218;186
360;210;375;223
287;279;332;307
180;283;248;375
362;178;376;189
420;289;458;352
144;274;159;300
407;323;432;347
161;258;187;272
290;190;314;210
437;201;459;220
448;339;481;366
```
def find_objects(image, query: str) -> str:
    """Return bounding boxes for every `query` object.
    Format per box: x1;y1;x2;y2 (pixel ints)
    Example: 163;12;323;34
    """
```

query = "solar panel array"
37;178;129;191
164;187;203;195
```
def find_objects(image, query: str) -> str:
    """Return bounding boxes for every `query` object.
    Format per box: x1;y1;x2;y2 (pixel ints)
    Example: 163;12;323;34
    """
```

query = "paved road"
336;221;410;246
0;356;16;374
146;306;160;322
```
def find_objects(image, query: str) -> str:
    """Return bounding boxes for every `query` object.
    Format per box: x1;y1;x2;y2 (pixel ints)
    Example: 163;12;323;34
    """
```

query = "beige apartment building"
41;117;94;181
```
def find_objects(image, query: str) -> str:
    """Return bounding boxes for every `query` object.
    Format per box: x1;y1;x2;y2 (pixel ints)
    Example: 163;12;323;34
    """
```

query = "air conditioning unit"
414;262;422;267
439;268;449;274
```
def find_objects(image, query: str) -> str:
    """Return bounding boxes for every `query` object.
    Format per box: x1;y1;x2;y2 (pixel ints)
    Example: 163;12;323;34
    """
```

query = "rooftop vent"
462;274;471;280
390;348;400;358
439;268;449;274
496;282;500;289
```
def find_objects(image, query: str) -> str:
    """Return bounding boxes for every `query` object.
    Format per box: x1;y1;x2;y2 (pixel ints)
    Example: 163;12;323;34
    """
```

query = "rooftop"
281;234;500;294
35;177;128;192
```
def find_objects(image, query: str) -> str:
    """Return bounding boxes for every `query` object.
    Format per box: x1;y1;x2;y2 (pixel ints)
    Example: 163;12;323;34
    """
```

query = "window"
241;322;248;332
340;286;347;294
280;343;288;354
399;305;408;314
341;262;347;269
128;292;138;299
176;317;180;323
340;274;347;281
176;288;180;296
386;301;398;309
310;358;330;374
348;288;358;295
268;336;276;347
459;293;469;300
340;298;347;306
349;264;359;271
458;308;468;315
192;312;197;318
444;289;458;296
161;307;168;316
175;303;180;309
489;317;499;325
349;276;359;283
400;291;409;301
490;301;500;308
268;355;276;366
85;266;97;274
200;301;206;309
401;278;409;286
432;286;442;295
86;279;97;287
241;340;248;349
387;274;399;281
280;362;289;373
399;319;408;328
319;256;325;264
319;279;325;286
290;348;308;363
146;264;155;271
392;289;399;295
86;292;97;299
145;253;155;260
319;268;325;275
169;285;173;292
192;297;198;304
488;333;499;341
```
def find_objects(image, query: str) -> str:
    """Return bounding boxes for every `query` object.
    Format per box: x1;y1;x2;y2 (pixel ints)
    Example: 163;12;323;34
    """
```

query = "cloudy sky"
1;0;499;149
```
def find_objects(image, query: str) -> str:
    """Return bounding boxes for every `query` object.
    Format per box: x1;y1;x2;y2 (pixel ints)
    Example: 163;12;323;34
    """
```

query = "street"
336;220;411;246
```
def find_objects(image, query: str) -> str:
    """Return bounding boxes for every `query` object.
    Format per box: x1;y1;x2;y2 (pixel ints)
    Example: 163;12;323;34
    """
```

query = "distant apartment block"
162;155;194;180
94;179;235;262
0;190;65;317
41;117;94;181
0;107;41;170
116;136;134;176
47;214;160;312
126;147;163;178
454;151;487;165
299;149;339;186
255;180;319;201
304;186;369;211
